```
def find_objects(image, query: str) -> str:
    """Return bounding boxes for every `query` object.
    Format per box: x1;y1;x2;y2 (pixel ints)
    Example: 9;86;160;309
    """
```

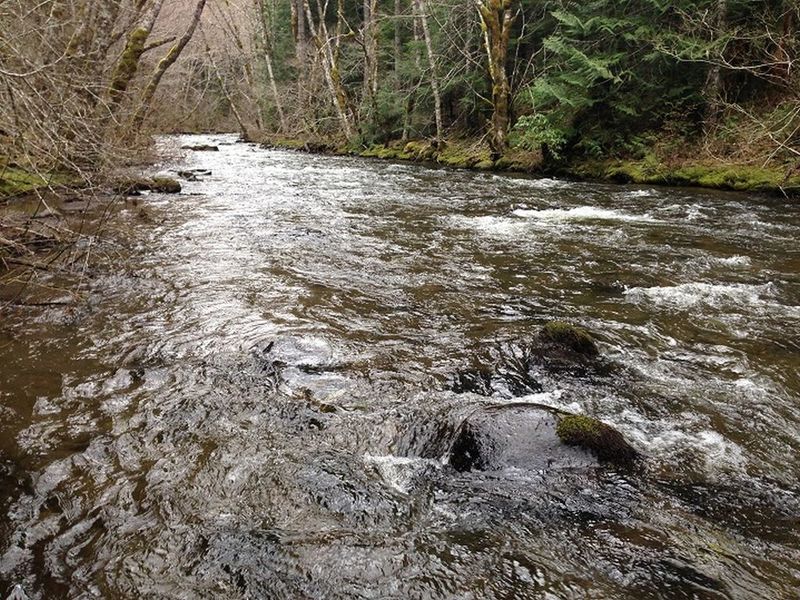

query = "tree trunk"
363;0;379;99
107;0;166;111
703;0;727;125
292;0;310;116
256;0;288;133
402;14;423;141
294;0;308;62
204;41;250;140
394;0;403;75
413;0;443;141
264;49;287;133
304;0;355;141
477;0;515;155
130;0;207;131
773;3;794;83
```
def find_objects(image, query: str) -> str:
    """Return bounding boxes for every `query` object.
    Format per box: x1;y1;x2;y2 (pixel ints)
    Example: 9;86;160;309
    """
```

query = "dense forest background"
0;0;798;186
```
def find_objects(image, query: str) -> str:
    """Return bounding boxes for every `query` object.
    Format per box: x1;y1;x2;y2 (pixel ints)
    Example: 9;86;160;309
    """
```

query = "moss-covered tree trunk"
107;0;166;113
130;0;207;131
477;0;515;156
304;0;355;141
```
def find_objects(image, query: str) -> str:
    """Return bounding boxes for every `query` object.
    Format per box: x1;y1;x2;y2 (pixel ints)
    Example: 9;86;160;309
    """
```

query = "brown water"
1;134;799;599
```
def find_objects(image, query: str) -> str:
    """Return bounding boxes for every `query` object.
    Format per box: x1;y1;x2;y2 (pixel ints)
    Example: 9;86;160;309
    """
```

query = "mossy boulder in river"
556;414;638;463
530;321;611;376
151;177;182;194
448;404;637;472
539;321;599;357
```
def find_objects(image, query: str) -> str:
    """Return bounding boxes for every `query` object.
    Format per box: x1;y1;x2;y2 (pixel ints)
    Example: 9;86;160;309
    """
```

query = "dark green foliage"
513;0;711;159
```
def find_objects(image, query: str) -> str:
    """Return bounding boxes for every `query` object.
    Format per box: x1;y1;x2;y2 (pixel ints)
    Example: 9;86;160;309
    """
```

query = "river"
1;134;799;598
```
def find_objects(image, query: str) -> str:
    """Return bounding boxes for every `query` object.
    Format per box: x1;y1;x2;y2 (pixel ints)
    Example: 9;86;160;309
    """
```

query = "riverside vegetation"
239;0;799;195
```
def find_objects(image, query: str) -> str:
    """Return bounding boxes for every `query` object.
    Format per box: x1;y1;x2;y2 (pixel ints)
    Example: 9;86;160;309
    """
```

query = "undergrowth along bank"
261;136;800;197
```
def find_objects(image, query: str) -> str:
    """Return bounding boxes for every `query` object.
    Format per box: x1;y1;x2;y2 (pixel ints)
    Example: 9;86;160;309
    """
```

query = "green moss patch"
556;414;637;463
576;159;800;195
495;148;543;172
0;167;73;199
260;134;797;196
438;143;488;169
360;144;412;160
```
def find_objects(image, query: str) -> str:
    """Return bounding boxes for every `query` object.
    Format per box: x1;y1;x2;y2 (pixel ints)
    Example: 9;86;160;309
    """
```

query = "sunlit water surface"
1;134;799;599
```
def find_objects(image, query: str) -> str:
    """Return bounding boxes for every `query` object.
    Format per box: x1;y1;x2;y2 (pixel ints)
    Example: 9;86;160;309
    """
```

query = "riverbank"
261;136;800;197
0;160;182;306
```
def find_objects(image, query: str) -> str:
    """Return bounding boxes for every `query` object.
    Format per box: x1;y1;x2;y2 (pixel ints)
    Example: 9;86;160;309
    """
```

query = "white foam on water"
713;255;752;268
493;176;567;189
500;390;571;411
618;189;655;199
511;206;656;223
621;410;747;477
687;254;753;272
363;454;441;494
624;282;777;310
446;215;528;236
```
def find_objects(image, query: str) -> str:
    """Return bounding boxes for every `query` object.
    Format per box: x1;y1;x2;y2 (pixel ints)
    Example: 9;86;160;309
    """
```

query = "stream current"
1;134;799;598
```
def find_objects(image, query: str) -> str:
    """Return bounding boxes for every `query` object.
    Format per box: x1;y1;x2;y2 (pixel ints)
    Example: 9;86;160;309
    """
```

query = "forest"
1;0;798;194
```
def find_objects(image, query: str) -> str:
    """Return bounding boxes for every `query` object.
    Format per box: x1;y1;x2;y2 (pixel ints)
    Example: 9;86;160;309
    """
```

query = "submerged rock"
531;321;610;376
450;368;494;396
177;169;212;181
177;171;198;182
448;404;636;472
5;585;30;600
448;323;606;399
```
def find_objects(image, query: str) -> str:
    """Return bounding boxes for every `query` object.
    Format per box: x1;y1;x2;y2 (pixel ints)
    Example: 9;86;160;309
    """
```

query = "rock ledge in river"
113;176;181;195
181;144;219;152
556;414;638;463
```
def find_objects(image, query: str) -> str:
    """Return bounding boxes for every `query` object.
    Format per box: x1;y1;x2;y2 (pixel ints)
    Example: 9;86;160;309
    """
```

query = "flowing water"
1;134;799;599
